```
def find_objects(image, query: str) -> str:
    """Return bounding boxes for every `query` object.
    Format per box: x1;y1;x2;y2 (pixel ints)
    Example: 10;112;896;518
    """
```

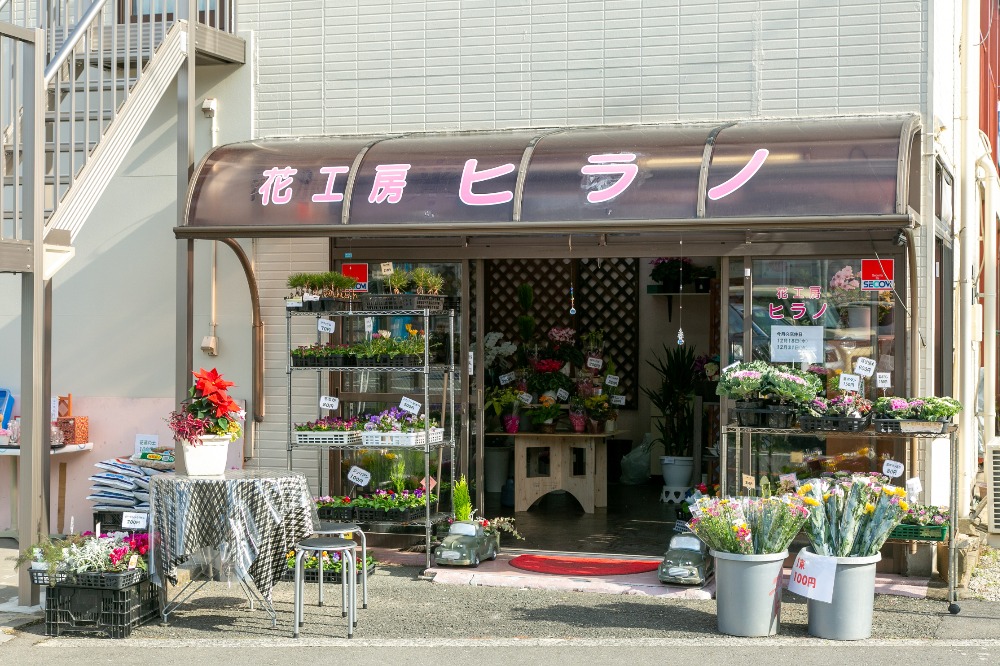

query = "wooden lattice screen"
484;258;639;408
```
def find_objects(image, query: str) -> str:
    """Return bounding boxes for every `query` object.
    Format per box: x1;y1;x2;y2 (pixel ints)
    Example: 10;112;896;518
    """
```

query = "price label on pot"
605;375;619;387
779;473;798;486
854;357;876;378
347;465;371;487
586;356;603;370
787;547;836;602
121;511;148;530
317;318;335;334
610;395;626;406
721;362;739;374
518;392;533;405
303;293;320;301
399;396;421;415
286;297;303;308
882;460;905;478
838;373;862;392
555;388;570;401
381;262;394;275
128;554;139;570
499;372;515;385
319;395;340;410
742;474;756;490
364;317;374;333
876;372;892;388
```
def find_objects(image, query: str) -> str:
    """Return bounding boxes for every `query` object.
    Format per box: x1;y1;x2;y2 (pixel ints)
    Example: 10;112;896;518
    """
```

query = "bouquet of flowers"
687;495;811;555
797;475;907;557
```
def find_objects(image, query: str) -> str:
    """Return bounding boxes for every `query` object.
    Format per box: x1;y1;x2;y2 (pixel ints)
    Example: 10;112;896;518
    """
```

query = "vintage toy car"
657;532;713;585
432;521;499;567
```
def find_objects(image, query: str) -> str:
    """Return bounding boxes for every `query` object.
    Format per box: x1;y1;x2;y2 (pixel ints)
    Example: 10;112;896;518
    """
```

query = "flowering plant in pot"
649;257;694;291
872;396;962;433
485;386;522;433
167;368;243;476
583;394;611;432
759;366;821;428
567;396;587;433
528;395;562;433
716;361;768;401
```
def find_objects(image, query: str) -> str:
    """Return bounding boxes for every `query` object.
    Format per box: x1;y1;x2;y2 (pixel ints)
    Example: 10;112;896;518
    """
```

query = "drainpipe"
977;131;998;461
957;0;979;516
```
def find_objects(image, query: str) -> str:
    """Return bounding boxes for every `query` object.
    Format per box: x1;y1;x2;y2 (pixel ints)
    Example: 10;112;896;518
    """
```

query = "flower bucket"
711;550;786;637
806;550;881;640
179;435;230;477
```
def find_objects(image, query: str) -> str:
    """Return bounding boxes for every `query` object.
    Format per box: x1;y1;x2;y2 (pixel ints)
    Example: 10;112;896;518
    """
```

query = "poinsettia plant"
166;368;244;445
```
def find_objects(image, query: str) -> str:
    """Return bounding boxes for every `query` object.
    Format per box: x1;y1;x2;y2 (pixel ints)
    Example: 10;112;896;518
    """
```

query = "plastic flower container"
889;523;949;541
45;577;159;638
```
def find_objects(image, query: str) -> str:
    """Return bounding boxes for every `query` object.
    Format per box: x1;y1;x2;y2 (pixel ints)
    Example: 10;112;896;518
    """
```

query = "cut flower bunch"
687;495;810;555
797;474;907;557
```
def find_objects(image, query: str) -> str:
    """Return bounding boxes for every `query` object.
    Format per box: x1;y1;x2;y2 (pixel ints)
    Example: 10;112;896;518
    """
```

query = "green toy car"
432;521;499;567
657;532;713;585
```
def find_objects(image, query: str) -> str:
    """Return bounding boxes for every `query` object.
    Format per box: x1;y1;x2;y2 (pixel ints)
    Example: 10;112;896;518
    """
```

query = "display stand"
720;422;961;614
286;306;456;569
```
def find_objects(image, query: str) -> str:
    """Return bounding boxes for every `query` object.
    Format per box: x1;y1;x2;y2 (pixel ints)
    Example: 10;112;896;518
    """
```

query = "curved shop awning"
180;115;920;238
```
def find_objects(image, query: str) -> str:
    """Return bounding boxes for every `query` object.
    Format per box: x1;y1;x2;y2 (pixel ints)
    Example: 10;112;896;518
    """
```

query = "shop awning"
179;115;920;238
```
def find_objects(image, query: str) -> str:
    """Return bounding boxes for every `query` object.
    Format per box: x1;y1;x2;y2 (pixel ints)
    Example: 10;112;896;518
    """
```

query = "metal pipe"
42;0;108;85
218;238;264;423
905;225;920;497
976;132;998;457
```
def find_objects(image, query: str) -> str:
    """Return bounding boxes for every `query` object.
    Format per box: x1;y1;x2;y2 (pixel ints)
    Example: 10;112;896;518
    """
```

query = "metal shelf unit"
286;306;457;569
720;422;962;614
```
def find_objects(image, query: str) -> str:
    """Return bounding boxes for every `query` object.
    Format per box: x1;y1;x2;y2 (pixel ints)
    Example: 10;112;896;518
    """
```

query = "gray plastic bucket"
807;550;881;640
711;549;787;637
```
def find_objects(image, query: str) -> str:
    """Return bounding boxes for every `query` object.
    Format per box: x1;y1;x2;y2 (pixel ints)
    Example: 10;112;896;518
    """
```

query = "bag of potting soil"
620;433;654;485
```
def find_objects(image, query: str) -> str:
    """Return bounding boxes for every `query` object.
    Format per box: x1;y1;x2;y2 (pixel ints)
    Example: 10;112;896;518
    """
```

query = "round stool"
292;536;357;639
314;522;368;609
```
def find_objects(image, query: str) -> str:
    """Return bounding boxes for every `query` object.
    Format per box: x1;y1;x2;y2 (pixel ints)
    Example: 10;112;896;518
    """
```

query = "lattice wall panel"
485;259;576;345
577;258;639;407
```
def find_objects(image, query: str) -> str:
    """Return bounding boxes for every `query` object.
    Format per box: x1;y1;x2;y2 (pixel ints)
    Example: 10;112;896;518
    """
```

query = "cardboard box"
56;416;88;444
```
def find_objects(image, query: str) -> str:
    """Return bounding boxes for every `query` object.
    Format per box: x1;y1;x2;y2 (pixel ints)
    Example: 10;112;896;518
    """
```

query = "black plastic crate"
799;414;871;432
317;505;354;522
873;418;949;434
360;293;446;311
45;578;159;638
29;569;68;586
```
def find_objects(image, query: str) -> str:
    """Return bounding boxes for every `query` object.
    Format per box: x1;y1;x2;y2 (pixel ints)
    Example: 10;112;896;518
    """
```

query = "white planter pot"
660;455;694;487
179;435;231;477
484;447;512;493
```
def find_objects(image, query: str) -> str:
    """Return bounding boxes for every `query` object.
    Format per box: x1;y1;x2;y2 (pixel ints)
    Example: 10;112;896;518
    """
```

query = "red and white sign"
861;259;893;291
341;263;369;292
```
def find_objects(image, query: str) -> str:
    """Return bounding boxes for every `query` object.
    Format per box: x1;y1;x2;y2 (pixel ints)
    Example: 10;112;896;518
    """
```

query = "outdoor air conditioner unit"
987;441;1000;534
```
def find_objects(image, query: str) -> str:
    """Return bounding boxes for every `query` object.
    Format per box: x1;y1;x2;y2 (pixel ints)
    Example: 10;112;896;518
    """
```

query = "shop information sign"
135;434;158;457
882;460;905;478
518;392;533;405
788;548;836;602
742;474;755;490
586;357;603;370
364;317;374;333
770;326;823;363
348;466;372;487
605;375;619;387
556;388;570;401
499;372;515;385
380;262;394;275
876;372;892;388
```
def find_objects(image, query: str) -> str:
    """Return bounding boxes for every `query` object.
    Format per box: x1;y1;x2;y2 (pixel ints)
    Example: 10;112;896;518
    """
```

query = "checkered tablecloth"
148;469;316;598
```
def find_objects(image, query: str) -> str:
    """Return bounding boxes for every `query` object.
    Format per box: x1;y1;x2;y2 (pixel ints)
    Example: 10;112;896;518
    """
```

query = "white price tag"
319;395;340;410
722;362;739;374
787;548;837;603
399;396;421;415
134;434;158;457
876;372;892;389
882;460;905;478
286;297;303;308
303;293;320;301
364;317;374;334
905;476;923;495
610;394;626;406
51;397;59;421
518;392;533;405
586;357;603;370
499;372;516;385
468;352;474;376
742;474;756;490
347;465;372;487
605;375;620;387
381;262;394;275
555;388;570;401
484;332;502;348
853;357;876;378
838;373;862;392
317;318;336;334
121;512;148;530
779;472;798;486
128;553;139;570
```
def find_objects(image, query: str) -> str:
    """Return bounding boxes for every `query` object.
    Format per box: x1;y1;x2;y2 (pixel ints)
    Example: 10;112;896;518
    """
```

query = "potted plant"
642;344;697;487
687;494;810;636
716;361;769;426
797;476;908;639
872;396;963;434
759;366;821;428
583;394;611;433
692;264;717;293
528;395;562;434
567;396;587;433
828;264;874;329
649;257;693;292
485;386;522;434
798;393;873;432
516;283;537;352
166;368;244;476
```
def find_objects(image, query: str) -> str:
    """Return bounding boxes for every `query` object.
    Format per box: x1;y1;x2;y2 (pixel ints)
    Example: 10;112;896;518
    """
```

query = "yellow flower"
798;483;813;494
857;447;869;456
899;500;909;512
823;493;831;501
865;503;875;514
803;497;820;507
896;487;907;498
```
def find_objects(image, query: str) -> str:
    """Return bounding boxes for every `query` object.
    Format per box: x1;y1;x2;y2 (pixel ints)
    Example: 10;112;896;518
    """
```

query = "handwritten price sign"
399;396;421;415
605;375;620;387
317;319;335;334
319;395;340;410
347;466;372;487
499;372;515;385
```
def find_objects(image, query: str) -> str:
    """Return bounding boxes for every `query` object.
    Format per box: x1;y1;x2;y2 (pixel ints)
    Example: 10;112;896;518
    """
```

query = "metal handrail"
43;0;107;85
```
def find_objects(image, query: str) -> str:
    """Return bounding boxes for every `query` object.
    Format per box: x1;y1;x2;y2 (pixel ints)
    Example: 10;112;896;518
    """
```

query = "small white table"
0;443;94;539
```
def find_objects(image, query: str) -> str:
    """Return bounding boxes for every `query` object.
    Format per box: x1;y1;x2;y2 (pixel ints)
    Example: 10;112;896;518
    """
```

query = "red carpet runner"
508;554;660;576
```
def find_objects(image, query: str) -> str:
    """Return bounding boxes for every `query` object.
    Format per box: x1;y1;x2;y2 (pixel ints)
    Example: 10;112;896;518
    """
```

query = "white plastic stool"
292;536;357;639
314;521;368;609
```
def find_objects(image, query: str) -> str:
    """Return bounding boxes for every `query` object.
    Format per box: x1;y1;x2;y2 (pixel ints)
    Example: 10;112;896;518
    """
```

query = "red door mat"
508;554;660;576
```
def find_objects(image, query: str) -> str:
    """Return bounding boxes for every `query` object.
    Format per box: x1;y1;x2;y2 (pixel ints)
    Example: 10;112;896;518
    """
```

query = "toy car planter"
657;532;714;586
432;521;498;567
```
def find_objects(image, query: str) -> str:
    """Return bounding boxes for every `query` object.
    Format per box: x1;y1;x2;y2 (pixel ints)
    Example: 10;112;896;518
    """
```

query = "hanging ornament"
677;327;685;345
569;286;576;315
677;239;685;345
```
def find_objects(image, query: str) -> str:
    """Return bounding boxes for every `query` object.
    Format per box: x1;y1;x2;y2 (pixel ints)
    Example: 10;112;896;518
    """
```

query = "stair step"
2;174;73;186
54;79;135;94
3;141;99;154
44;109;116;123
